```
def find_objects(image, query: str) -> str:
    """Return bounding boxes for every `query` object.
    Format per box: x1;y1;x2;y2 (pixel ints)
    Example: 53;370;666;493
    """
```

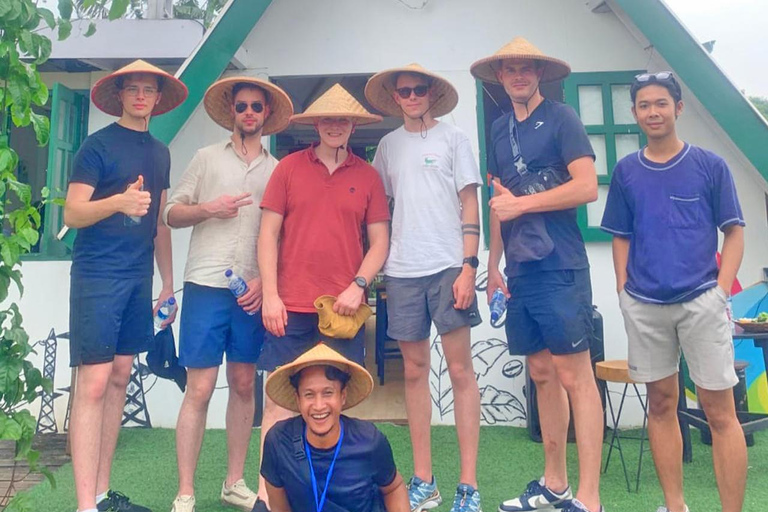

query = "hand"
452;267;476;310
153;287;177;328
333;283;365;316
237;277;263;313
617;281;626;294
489;182;527;222
262;293;288;337
202;192;253;219
119;175;151;217
486;267;510;304
717;279;732;297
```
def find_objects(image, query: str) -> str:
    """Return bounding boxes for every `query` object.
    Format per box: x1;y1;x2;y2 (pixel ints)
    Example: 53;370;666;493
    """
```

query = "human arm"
486;178;510;304
718;225;744;295
333;221;389;316
452;184;480;310
381;472;409;512
612;236;630;294
166;193;253;228
154;189;176;326
64;176;150;229
265;482;292;512
258;209;287;336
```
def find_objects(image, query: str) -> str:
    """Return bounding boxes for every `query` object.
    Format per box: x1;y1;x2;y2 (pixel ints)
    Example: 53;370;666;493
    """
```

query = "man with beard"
163;77;293;512
261;344;409;512
365;64;483;512
471;38;604;512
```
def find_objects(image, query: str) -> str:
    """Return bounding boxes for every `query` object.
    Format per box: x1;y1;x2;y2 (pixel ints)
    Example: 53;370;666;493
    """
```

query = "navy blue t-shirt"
69;123;170;278
261;416;397;512
601;143;744;304
488;99;594;278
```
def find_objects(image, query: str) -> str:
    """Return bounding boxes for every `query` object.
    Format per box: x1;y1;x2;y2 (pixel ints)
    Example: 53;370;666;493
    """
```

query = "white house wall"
17;0;768;430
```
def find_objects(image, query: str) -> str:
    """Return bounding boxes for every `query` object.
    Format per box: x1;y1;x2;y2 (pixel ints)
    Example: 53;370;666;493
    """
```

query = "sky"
663;0;768;98
38;0;768;98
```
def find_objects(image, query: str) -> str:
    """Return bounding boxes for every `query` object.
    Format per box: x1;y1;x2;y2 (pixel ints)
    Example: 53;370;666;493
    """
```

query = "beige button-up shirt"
163;139;278;288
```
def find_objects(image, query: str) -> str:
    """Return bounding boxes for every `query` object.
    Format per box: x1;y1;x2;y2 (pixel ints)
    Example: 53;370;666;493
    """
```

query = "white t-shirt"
372;122;482;278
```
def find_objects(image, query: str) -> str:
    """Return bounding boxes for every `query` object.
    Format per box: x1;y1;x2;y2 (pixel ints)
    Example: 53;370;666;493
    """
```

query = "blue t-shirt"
600;143;745;304
488;99;594;278
69;123;170;278
261;415;397;512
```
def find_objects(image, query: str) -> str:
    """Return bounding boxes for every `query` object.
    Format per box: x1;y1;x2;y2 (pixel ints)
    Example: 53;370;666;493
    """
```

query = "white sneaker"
221;479;258;512
655;507;689;512
171;495;195;512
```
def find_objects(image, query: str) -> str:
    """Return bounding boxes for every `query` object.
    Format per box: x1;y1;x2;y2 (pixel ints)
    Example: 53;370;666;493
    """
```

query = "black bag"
147;327;187;392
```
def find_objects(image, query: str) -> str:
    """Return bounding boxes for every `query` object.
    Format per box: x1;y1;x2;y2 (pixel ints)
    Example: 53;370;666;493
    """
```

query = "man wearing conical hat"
162;76;293;512
365;64;483;512
257;82;390;506
63;60;187;512
260;344;409;512
471;39;604;512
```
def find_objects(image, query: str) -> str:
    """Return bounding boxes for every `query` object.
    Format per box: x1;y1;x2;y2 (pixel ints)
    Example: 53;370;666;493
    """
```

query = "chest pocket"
668;194;701;229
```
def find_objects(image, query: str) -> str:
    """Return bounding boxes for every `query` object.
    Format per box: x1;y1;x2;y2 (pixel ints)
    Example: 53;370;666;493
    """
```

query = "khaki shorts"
619;286;738;391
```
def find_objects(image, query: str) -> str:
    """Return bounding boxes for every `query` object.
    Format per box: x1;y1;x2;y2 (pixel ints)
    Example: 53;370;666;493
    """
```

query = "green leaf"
33;35;52;66
85;21;97;37
4;0;22;22
57;18;72;41
0;418;22;440
38;7;55;29
30;112;50;146
0;358;22;394
0;148;12;172
20;226;39;247
8;268;23;296
0;0;13;18
58;0;73;21
109;0;130;20
40;465;56;489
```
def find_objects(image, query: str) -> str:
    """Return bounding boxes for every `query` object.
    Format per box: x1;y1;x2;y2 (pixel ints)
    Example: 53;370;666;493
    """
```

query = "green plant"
0;1;131;510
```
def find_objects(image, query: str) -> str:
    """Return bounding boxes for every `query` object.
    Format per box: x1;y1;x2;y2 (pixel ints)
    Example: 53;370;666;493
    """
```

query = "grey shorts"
384;267;482;342
619;286;738;391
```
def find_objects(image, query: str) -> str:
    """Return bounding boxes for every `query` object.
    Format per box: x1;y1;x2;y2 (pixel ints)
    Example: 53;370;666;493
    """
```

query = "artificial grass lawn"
23;425;768;511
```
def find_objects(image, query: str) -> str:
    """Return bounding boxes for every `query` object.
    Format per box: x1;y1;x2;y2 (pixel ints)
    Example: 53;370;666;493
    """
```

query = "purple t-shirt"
601;143;744;304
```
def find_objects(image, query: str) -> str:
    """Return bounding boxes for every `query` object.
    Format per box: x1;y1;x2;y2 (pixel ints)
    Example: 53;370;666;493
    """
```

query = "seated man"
261;344;409;512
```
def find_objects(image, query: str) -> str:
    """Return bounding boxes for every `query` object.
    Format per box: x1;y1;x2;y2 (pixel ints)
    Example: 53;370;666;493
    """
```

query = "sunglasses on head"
634;72;674;83
235;101;264;114
395;85;429;99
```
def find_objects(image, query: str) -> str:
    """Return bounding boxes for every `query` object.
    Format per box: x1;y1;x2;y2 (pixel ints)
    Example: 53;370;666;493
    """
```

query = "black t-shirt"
488;99;594;278
261;415;397;512
69;123;170;278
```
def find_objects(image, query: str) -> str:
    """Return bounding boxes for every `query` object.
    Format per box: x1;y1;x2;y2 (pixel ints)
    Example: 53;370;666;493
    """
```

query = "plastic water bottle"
154;297;177;330
489;288;507;323
225;269;256;316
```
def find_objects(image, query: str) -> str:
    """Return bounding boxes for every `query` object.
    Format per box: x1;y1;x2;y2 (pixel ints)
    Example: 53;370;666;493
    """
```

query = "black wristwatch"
463;256;479;269
353;276;368;288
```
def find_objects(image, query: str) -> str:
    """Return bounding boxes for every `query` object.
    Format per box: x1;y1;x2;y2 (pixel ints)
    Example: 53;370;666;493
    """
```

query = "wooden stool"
595;360;649;493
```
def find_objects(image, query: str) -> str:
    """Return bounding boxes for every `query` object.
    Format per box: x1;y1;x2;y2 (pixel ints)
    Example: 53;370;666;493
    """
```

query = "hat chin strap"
511;78;542;118
400;93;444;140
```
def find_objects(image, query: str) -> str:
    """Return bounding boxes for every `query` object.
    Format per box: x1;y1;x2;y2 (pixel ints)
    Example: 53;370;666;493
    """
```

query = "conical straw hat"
204;76;294;135
91;59;188;117
290;83;382;126
470;37;571;84
265;344;374;412
364;63;458;118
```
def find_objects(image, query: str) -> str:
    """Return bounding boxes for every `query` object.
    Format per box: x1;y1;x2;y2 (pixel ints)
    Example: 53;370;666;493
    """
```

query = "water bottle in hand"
225;269;256;316
490;288;507;323
154;297;177;330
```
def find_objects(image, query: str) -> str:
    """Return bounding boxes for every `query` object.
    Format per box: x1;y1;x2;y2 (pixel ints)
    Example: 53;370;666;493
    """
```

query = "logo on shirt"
422;153;440;171
349;187;356;194
534;121;544;130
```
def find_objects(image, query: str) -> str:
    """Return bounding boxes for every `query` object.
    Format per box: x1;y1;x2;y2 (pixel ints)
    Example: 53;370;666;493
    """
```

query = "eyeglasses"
235;101;264;114
122;86;158;97
395;85;429;99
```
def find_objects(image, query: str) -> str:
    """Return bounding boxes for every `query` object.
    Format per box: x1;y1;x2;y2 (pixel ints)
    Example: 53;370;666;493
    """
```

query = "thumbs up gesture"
119;175;151;217
489;180;526;221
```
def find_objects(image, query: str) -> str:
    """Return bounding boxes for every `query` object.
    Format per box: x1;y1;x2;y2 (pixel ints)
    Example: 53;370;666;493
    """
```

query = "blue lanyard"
304;419;344;512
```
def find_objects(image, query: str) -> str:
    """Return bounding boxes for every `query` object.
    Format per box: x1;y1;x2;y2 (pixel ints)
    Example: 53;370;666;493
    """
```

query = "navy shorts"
178;282;265;368
505;269;593;356
69;275;153;366
258;312;365;372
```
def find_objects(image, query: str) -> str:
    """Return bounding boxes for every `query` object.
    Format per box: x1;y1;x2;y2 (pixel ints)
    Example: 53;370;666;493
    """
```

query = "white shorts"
619;286;738;391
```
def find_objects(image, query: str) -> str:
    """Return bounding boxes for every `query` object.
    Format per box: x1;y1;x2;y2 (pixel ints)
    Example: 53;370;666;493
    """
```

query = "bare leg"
225;362;257;486
175;367;219;497
441;326;480;487
399;339;433;482
256;378;294;505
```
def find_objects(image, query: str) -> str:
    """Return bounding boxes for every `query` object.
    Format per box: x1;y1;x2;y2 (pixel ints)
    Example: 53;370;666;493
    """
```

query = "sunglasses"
395;85;429;99
634;72;674;83
235;101;264;114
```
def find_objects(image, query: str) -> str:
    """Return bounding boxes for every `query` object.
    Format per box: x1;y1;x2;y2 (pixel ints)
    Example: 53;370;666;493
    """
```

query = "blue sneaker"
561;499;604;512
451;483;482;512
498;479;572;511
407;476;442;511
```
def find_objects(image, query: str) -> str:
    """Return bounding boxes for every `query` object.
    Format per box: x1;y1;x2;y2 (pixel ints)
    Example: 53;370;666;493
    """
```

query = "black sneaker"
97;490;152;512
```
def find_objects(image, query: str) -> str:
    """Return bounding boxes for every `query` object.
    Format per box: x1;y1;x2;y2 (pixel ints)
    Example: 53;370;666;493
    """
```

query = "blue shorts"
69;275;153;366
258;312;365;372
505;269;593;356
178;282;265;368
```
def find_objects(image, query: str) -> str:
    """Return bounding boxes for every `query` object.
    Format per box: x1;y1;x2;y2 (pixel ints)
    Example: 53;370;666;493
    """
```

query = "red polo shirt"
261;146;390;312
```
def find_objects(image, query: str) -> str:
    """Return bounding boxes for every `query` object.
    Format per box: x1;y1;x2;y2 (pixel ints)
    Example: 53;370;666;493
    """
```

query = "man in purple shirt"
601;72;746;512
